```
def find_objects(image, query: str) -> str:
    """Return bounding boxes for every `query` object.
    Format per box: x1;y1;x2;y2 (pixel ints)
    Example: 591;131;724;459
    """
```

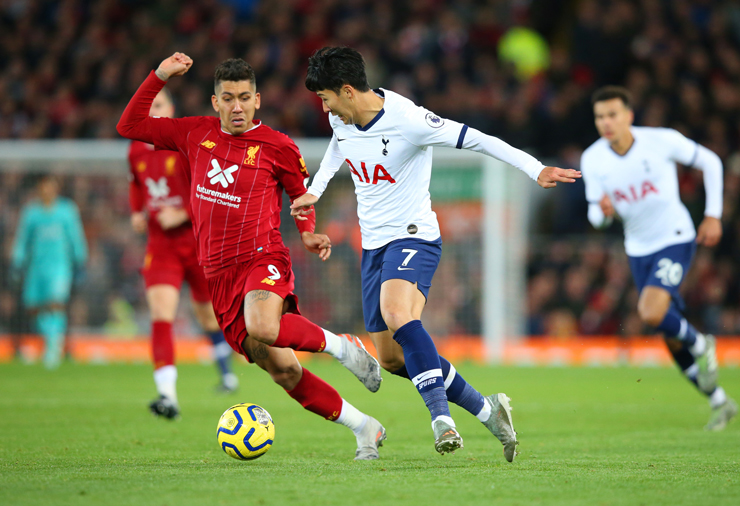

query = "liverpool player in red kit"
118;53;386;459
129;88;238;420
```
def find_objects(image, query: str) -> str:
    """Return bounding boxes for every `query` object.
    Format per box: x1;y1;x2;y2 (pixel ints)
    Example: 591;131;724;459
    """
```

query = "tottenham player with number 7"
291;47;582;459
582;86;737;431
118;53;389;460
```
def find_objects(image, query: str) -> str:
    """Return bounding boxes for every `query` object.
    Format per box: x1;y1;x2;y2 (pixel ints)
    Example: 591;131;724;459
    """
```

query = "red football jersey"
128;141;195;249
119;71;315;269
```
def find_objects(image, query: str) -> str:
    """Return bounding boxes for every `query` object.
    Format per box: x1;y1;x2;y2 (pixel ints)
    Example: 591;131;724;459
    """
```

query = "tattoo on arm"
244;290;272;309
250;342;270;360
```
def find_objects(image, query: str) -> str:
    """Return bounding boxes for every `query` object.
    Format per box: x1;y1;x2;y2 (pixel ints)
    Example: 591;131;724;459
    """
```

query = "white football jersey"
581;126;702;256
308;89;543;250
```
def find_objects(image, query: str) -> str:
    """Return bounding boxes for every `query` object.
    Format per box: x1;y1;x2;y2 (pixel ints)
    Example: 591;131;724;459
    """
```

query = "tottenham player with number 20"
291;47;582;459
582;86;737;431
118;53;388;460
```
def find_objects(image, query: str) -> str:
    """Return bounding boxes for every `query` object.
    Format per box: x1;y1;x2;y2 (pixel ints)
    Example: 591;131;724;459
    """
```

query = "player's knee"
245;319;279;345
269;362;302;390
380;309;413;334
637;303;666;327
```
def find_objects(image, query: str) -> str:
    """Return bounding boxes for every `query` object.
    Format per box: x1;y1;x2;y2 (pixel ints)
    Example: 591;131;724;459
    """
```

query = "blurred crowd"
3;0;740;337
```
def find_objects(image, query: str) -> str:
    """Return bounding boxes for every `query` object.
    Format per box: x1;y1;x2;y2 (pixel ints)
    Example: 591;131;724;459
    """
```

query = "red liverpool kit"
128;141;209;301
119;71;316;354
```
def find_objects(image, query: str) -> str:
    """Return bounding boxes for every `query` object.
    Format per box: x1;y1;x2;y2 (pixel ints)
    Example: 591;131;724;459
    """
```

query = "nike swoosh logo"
398;267;414;271
337;138;346;142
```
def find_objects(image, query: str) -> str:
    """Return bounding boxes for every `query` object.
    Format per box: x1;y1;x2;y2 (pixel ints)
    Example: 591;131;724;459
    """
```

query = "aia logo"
208;159;238;188
613;181;658;203
346;159;396;185
201;140;216;149
145;177;170;199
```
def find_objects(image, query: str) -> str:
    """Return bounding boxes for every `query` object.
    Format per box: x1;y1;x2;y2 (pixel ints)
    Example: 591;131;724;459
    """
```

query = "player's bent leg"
380;278;458;454
146;285;180;419
192;300;238;393
244;290;381;392
248;340;385;460
641;286;717;388
377;331;514;461
369;329;405;372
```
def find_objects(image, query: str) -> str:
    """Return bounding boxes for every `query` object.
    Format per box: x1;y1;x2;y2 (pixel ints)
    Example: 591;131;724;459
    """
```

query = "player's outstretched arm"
537;166;582;189
416;118;582;187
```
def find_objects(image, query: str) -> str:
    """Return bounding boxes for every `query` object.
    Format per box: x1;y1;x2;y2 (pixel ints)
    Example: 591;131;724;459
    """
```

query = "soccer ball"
216;403;275;460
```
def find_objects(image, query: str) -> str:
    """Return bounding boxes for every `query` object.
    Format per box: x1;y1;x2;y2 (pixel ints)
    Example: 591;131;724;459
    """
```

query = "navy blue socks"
393;320;451;420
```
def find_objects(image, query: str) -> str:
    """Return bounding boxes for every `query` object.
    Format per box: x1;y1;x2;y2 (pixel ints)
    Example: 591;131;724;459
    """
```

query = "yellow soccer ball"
216;403;275;460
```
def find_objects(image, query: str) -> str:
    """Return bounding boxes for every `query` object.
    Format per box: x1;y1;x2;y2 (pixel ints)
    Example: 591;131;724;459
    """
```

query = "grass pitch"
1;360;738;506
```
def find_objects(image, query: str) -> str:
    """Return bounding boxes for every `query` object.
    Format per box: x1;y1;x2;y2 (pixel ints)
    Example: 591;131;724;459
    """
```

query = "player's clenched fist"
537;166;582;189
155;52;193;81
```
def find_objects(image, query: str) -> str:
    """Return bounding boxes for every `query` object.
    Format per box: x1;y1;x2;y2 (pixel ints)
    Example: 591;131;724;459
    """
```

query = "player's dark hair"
38;173;59;185
214;58;256;90
305;47;371;94
591;86;632;109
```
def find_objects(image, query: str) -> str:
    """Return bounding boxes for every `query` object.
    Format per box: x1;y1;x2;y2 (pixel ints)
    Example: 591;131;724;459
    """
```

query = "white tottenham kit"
581;126;723;257
307;89;546;250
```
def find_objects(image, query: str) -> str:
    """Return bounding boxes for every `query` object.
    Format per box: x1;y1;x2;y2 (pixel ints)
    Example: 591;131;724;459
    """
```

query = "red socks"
152;321;175;369
272;313;327;352
286;367;343;421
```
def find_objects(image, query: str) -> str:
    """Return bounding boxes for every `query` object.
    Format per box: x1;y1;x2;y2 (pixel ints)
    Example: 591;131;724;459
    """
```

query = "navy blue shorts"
628;241;696;311
361;237;443;332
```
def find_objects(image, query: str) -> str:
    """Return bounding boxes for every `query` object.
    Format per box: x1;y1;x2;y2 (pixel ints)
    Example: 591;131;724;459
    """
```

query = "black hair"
214;58;256;90
591;86;632;109
305;47;370;94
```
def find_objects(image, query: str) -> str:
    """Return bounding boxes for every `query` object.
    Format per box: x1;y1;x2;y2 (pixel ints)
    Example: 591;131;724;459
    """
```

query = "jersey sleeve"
307;134;344;198
662;129;723;218
117;71;199;153
663;128;699;166
395;104;467;149
396;103;545;180
274;139;316;234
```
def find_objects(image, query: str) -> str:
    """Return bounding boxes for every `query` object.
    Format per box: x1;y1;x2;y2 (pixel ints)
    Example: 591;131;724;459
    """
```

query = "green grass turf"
1;360;738;506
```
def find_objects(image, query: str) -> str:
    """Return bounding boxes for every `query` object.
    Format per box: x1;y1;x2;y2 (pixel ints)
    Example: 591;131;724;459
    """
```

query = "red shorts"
142;243;210;303
206;249;300;360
